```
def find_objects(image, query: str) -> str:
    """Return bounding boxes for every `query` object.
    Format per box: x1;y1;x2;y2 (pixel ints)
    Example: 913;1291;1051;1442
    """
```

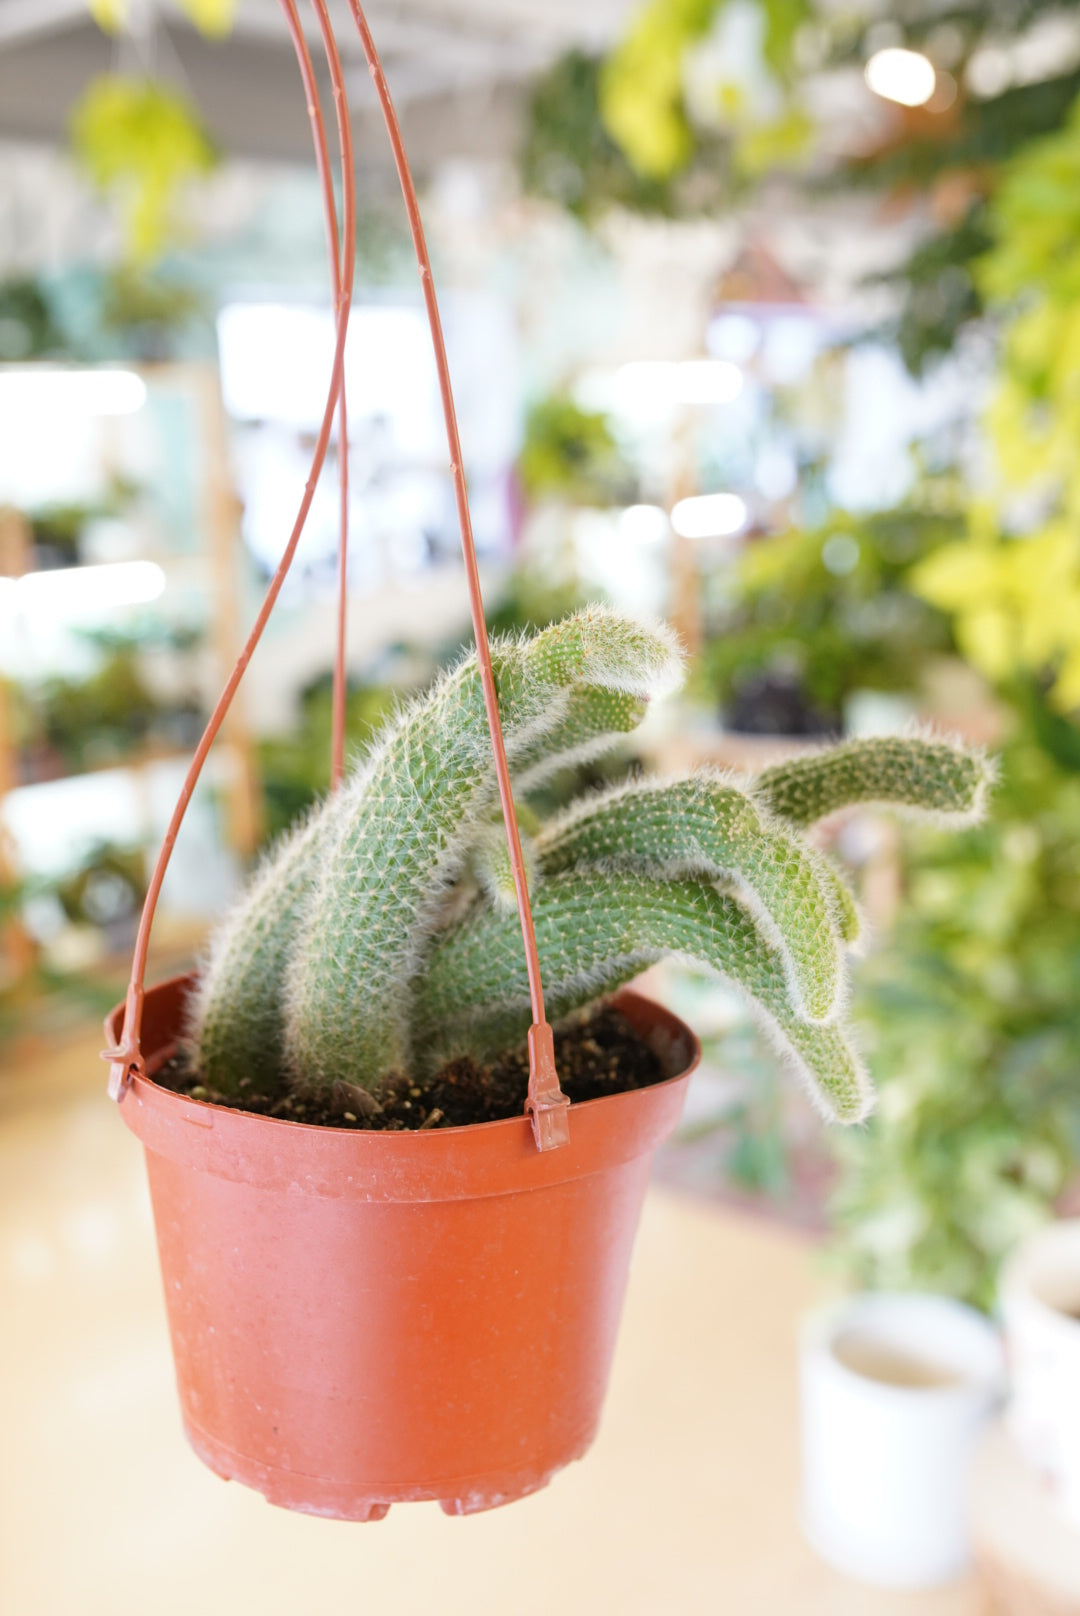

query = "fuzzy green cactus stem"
191;609;680;1092
755;734;991;828
281;608;682;1091
512;686;647;792
536;774;843;1022
189;610;993;1128
415;872;871;1123
188;808;329;1092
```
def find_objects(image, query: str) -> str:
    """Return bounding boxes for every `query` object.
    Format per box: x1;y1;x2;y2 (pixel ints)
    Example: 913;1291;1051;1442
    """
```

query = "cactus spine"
188;611;993;1124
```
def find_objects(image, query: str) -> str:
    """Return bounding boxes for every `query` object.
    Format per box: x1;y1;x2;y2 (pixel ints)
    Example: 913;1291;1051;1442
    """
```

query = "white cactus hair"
187;610;994;1126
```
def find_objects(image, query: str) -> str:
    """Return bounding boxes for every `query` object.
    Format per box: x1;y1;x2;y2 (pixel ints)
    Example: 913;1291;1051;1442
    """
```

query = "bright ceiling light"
865;47;937;107
706;313;761;363
0;561;166;627
671;360;743;404
617;504;669;547
0;368;147;416
671;493;748;539
614;359;743;412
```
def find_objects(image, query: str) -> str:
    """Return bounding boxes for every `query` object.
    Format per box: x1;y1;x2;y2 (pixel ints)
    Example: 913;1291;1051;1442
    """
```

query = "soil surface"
156;1003;665;1131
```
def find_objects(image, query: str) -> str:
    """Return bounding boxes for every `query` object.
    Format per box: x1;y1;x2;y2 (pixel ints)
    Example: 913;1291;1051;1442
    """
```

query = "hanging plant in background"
518;393;635;506
87;0;236;36
524;0;1080;385
912;93;1080;712
700;507;957;734
519;50;720;219
521;0;812;217
599;0;812;185
598;0;718;183
70;75;218;263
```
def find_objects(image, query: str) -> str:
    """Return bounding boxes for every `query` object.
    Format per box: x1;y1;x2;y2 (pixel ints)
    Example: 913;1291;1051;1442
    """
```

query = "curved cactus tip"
755;725;997;831
883;722;998;826
771;1013;875;1127
571;604;686;698
918;724;998;824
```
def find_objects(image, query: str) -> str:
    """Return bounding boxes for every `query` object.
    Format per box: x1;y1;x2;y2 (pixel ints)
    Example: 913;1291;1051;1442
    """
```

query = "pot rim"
801;1292;1004;1403
107;973;699;1200
109;971;698;1142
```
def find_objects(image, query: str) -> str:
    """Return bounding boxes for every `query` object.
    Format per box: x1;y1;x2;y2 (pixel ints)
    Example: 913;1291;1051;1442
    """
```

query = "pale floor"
2;1023;985;1616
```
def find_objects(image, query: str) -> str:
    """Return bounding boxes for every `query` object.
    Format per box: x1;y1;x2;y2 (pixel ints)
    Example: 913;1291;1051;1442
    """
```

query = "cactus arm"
754;734;993;829
512;686;647;794
414;872;872;1123
471;821;539;914
186;804;333;1092
282;609;685;1093
535;774;844;1023
814;854;863;947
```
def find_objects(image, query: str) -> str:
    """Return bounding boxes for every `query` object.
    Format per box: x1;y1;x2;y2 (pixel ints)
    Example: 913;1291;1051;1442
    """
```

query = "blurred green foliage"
70;76;217;263
521;50;727;218
256;678;396;844
701;509;956;730
54;842;145;929
37;652;180;772
599;0;811;181
599;0;720;182
873;205;992;378
0;277;66;361
834;694;1080;1309
89;0;235;34
527;2;1080;378
19;624;204;776
99;265;207;357
518;394;633;506
911;94;1080;712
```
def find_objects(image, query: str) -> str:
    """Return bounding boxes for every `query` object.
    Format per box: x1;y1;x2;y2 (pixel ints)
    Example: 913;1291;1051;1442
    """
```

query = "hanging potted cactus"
103;0;994;1523
107;625;990;1519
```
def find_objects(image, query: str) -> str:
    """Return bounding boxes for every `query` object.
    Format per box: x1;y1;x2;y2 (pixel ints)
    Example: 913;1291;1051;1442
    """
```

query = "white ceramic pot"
800;1292;1004;1588
1000;1218;1080;1527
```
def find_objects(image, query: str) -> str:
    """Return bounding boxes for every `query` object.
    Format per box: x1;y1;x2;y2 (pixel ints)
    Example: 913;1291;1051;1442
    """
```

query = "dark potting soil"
155;1003;664;1131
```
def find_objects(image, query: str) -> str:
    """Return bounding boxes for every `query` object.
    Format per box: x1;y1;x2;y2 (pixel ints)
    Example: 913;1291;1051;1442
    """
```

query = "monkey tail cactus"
188;610;993;1126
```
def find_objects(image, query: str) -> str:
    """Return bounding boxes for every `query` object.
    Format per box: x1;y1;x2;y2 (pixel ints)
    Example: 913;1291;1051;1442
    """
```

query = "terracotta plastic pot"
106;973;698;1520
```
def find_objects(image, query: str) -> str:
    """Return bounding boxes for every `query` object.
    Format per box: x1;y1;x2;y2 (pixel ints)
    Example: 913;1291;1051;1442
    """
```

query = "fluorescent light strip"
0;561;166;620
614;360;743;408
0;368;147;416
671;493;748;539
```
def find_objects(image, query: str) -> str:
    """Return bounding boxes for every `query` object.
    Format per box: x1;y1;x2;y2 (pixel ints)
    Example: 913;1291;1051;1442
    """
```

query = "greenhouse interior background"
2;1;1080;1612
